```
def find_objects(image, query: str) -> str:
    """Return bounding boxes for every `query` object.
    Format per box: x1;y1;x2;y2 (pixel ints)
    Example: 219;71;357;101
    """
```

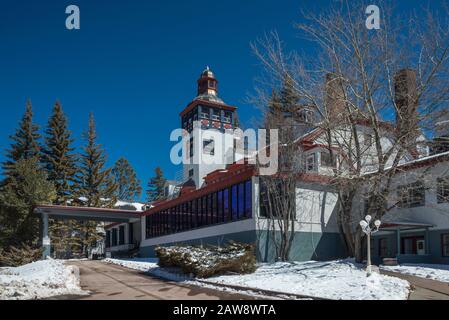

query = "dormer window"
321;151;337;168
306;154;316;171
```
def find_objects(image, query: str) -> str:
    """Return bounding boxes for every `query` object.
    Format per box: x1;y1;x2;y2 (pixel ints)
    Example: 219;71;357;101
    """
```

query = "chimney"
394;68;418;125
394;68;420;155
324;72;346;117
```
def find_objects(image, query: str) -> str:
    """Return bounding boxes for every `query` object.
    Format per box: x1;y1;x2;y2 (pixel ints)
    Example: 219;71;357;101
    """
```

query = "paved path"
381;270;449;300
62;260;257;300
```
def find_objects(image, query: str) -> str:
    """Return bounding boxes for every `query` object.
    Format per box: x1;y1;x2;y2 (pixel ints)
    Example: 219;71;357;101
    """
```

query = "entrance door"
401;236;425;254
416;239;426;255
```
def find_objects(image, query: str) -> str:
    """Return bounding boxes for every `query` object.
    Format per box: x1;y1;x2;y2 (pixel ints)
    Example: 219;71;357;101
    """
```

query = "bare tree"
252;0;449;261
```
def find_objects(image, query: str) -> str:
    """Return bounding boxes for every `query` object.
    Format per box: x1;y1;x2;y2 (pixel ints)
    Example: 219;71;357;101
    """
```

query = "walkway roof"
34;205;141;223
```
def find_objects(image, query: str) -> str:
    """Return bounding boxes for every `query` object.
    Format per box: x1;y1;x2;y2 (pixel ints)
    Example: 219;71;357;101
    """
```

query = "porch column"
425;227;430;254
396;229;401;257
42;213;51;259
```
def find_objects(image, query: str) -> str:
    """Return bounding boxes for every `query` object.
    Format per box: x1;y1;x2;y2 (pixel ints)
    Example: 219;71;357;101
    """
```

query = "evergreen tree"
266;89;282;126
279;73;300;114
41;101;79;258
146;167;166;203
42;101;77;204
2;100;41;179
0;157;56;249
74;113;117;256
112;157;142;201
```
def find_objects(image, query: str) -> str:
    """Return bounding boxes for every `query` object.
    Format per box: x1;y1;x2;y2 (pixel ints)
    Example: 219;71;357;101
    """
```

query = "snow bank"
381;263;449;283
105;258;410;300
0;259;87;300
206;260;410;300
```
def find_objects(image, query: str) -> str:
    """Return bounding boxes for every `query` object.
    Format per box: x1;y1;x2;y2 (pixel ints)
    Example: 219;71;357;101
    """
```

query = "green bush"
155;241;257;278
0;244;43;267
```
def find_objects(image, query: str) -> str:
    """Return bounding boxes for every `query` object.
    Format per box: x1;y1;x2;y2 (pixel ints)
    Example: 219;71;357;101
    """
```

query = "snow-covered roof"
114;200;146;212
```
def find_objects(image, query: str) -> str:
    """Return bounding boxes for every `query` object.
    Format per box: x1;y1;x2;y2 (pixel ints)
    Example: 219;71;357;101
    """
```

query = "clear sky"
0;0;439;201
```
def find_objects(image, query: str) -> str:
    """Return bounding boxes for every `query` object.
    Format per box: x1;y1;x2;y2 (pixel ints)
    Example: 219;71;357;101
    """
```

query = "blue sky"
0;0;439;201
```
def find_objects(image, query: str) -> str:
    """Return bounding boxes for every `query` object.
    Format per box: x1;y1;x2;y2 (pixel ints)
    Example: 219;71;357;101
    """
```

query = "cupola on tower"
179;67;240;188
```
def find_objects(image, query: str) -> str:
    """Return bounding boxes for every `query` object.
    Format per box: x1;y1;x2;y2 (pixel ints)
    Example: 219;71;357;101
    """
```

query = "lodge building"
36;67;449;264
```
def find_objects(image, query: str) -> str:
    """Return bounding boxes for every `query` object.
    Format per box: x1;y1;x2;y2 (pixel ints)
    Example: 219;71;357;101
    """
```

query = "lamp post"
359;215;381;275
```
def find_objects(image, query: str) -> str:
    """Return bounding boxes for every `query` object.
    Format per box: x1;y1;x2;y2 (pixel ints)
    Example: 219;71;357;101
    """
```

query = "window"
189;137;194;158
224;188;230;222
238;182;245;219
232;184;238;220
437;177;449;204
364;133;373;147
211;108;220;121
200;107;209;119
144;181;252;239
128;223;134;245
259;178;295;219
379;238;389;257
189;169;194;177
192;199;198;228
119;226;125;245
397;181;426;208
245;180;252;218
209;80;215;88
112;228;118;247
321;151;337;167
212;192;218;224
306;154;316;171
105;230;111;248
217;190;224;222
203;139;215;155
223;111;232;123
442;234;449;257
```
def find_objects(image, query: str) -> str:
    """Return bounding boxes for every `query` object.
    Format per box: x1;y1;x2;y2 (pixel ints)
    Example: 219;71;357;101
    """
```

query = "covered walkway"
34;205;142;258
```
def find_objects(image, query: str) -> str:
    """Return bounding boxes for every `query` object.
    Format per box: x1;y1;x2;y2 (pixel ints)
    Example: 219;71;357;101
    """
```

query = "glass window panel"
238;182;245;218
218;190;223;223
212;192;218;224
112;229;117;246
232;185;238;220
224;188;230;222
245;180;252;218
106;230;111;248
202;196;208;225
192;199;197;228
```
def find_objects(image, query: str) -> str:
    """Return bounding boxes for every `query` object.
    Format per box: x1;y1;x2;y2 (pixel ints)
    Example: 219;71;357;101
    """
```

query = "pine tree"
279;73;300;115
41;101;79;258
146;167;166;203
42;101;77;205
2;100;41;179
0;157;56;249
112;157;142;201
74;113;117;256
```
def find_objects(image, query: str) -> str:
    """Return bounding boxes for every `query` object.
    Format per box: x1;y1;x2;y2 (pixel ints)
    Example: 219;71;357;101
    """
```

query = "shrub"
0;244;43;267
155;241;257;278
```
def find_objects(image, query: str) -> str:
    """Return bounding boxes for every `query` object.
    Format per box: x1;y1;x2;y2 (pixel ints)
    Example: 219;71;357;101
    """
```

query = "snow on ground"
0;259;87;300
381;263;449;283
105;258;410;300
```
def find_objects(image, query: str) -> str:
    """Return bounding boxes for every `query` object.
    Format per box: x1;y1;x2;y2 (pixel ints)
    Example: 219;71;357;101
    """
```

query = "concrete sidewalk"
381;270;449;300
64;260;259;300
